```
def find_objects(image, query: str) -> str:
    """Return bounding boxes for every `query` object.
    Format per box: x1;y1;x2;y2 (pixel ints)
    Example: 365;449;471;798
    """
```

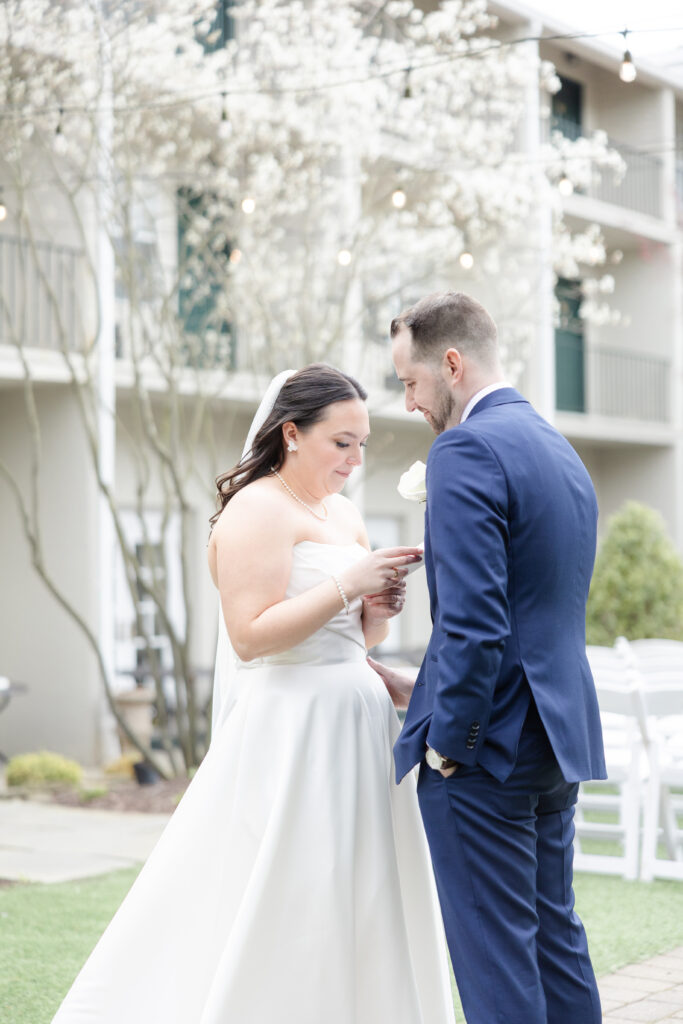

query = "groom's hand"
362;580;407;624
366;655;415;710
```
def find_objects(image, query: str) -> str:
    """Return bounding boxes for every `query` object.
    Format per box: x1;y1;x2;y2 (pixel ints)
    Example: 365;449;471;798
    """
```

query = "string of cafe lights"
0;21;673;128
0;22;675;265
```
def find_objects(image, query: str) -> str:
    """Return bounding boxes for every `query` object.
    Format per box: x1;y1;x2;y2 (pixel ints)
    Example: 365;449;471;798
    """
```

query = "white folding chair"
620;638;683;881
573;645;646;880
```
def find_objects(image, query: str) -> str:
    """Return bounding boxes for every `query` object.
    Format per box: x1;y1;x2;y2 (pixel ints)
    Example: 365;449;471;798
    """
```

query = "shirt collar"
459;382;510;424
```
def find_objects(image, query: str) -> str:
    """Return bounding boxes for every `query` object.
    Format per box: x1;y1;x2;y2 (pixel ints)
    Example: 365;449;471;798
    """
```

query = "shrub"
586;501;683;646
80;786;108;802
103;753;142;779
6;751;82;789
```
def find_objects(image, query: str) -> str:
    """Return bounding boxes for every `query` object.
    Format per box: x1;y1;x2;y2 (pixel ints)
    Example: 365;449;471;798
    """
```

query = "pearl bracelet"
331;574;351;614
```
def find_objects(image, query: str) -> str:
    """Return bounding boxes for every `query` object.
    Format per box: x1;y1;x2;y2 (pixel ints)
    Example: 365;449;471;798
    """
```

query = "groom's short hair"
390;291;498;366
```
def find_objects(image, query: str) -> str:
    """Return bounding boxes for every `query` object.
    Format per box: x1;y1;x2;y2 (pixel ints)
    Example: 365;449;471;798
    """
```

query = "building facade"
1;0;682;766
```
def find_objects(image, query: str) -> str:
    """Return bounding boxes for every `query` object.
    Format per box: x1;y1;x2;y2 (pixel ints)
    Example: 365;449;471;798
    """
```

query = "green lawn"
2;869;683;1024
0;869;138;1024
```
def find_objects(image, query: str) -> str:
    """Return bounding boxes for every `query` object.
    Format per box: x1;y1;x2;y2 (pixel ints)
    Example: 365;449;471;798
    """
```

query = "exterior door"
555;278;585;413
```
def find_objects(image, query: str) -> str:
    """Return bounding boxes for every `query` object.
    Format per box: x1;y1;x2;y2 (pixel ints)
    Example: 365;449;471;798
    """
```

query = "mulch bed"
45;777;191;814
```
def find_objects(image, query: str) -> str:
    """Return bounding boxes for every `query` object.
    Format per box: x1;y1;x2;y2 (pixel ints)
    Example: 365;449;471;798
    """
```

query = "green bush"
586;501;683;646
6;751;83;789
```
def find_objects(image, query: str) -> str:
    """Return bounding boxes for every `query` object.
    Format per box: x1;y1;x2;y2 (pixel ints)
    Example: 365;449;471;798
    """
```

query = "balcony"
549;116;663;221
0;234;85;352
556;337;670;424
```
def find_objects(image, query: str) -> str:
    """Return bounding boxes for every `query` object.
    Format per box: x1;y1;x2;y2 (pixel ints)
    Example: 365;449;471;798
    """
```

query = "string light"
459;250;474;270
337;248;352;266
0;24;672;128
391;188;407;209
0;191;6;221
229;247;242;264
558;174;574;197
619;30;637;83
218;93;232;139
53;108;68;154
241;196;255;214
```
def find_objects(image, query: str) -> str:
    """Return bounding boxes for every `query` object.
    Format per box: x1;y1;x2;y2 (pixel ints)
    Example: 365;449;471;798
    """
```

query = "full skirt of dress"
52;657;455;1023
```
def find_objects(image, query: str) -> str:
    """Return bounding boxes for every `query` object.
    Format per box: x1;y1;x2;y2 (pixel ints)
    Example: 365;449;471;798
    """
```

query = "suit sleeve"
425;431;510;765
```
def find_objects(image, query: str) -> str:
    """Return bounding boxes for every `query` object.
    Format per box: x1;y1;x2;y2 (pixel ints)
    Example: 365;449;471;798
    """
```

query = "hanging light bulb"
459;250;474;270
218;93;232;140
337;248;352;267
229;248;242;265
241;196;255;214
619;50;636;83
391;188;407;209
619;31;637;83
53;109;68;155
0;192;7;222
558;174;574;197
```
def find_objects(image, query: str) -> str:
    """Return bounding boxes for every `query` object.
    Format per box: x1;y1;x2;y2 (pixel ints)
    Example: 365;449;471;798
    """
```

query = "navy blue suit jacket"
394;388;606;785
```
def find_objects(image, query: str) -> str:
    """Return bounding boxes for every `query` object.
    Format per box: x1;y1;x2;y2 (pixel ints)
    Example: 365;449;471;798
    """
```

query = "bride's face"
286;398;370;495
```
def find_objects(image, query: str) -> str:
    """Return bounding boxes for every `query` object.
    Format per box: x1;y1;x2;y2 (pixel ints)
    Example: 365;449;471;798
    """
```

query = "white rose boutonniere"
397;460;427;503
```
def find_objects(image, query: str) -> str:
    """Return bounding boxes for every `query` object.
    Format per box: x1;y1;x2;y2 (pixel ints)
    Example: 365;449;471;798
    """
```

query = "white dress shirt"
460;382;511;424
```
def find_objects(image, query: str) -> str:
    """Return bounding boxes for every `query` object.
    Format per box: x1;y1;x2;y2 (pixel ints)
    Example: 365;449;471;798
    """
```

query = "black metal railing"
0;234;84;351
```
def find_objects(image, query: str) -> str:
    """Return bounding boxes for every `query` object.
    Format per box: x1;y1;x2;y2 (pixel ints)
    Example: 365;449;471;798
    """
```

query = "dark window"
551;76;583;141
202;0;235;53
177;187;235;370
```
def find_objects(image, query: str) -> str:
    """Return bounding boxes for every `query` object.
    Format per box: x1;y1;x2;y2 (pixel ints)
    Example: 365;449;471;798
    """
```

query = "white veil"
210;369;295;740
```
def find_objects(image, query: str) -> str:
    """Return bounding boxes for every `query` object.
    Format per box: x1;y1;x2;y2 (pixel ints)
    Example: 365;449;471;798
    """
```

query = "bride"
52;364;455;1024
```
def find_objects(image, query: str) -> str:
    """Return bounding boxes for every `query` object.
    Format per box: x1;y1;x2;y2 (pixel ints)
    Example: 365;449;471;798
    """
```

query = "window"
201;0;235;53
177;187;235;370
114;510;185;701
551;76;583;141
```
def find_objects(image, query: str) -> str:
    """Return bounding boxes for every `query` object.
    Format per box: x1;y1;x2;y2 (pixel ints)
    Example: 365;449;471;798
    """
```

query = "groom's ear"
443;347;463;383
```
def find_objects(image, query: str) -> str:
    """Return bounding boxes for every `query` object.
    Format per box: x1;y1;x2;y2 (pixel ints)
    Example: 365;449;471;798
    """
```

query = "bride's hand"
339;546;422;601
362;580;406;625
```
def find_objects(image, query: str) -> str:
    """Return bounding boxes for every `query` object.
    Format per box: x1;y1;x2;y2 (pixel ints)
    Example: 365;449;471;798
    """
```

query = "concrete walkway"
599;948;683;1022
1;798;682;1020
0;797;168;883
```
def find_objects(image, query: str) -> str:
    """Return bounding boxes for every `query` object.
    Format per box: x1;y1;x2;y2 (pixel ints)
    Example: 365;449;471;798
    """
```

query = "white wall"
572;440;678;542
0;385;101;763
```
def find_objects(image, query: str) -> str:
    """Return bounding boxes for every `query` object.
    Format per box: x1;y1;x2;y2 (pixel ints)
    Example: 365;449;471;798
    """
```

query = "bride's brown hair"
210;364;367;528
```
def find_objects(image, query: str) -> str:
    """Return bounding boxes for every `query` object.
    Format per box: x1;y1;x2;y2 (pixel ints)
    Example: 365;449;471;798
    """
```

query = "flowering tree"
0;0;622;772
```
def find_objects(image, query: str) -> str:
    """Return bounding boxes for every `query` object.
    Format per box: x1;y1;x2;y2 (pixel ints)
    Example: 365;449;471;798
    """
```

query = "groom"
374;291;605;1024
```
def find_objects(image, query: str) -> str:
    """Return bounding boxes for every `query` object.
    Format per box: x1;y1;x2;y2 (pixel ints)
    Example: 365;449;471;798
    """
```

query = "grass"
0;868;138;1024
1;869;683;1024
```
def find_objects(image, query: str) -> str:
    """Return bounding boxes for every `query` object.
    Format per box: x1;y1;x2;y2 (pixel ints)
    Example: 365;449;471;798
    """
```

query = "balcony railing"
549;116;663;220
556;337;670;423
0;234;85;352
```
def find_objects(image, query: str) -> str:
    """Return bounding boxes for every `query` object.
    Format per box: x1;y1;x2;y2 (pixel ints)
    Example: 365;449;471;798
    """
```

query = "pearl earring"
287;441;298;453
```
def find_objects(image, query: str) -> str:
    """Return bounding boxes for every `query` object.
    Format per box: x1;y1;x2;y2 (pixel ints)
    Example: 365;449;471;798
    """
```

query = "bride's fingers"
378;546;423;558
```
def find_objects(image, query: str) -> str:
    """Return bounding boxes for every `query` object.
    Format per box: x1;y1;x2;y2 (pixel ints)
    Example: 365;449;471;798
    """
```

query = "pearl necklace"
272;469;329;521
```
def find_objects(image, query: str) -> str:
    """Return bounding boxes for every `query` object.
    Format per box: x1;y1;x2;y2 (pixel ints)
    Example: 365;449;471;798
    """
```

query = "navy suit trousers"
417;706;602;1024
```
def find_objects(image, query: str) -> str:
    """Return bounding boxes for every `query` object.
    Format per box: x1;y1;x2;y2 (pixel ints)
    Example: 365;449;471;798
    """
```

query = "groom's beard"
429;381;457;435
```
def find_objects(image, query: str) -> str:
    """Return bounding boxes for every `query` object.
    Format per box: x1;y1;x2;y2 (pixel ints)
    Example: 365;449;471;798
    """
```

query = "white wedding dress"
53;542;455;1024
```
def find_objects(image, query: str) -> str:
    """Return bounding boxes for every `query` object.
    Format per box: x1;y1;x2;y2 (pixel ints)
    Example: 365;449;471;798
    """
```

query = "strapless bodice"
236;541;368;669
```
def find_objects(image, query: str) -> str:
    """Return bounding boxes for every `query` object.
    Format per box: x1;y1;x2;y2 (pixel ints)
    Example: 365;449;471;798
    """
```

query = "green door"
555;279;585;413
